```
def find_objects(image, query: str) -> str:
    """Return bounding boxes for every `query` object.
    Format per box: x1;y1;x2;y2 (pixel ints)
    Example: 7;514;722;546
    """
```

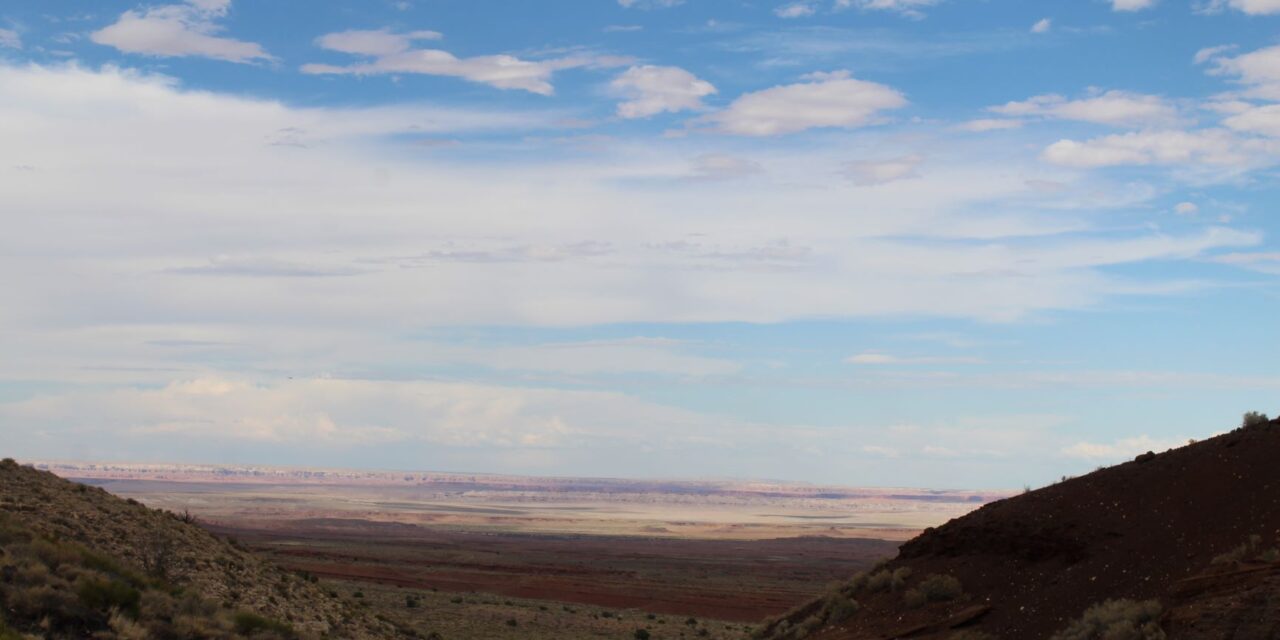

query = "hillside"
755;415;1280;640
0;458;404;639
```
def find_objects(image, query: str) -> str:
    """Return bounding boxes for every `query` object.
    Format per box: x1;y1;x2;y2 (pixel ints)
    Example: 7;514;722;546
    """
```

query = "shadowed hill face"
755;417;1280;640
0;459;400;639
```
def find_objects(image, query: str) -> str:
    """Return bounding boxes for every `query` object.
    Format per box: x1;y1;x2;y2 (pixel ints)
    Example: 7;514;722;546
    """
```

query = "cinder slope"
0;459;402;639
756;416;1280;639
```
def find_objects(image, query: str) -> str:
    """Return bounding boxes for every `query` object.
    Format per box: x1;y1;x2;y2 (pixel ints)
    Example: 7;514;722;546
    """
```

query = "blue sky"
1;0;1278;489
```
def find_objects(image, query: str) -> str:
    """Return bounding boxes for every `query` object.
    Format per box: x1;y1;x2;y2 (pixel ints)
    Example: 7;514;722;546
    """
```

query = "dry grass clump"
1049;599;1165;640
1210;533;1280;565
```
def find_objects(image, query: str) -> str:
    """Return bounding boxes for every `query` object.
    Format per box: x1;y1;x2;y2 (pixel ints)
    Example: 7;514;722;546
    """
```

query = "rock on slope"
755;416;1280;639
0;458;401;639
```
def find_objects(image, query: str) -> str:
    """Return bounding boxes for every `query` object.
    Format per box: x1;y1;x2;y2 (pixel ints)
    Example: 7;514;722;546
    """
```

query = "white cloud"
1031;18;1051;33
1062;435;1188;460
0;62;1263;344
1042;129;1269;168
687;153;764;180
618;0;684;7
314;29;441;56
0;29;20;49
91;0;271;63
835;0;940;19
776;2;818;17
845;353;984;365
843;154;922;185
0;377;733;448
304;31;627;95
610;65;716;118
957;118;1024;132
1112;0;1156;11
1203;0;1280;14
604;25;644;32
991;90;1178;127
1209;251;1280;275
1193;44;1235;65
1174;201;1199;215
701;70;906;136
1207;43;1280;101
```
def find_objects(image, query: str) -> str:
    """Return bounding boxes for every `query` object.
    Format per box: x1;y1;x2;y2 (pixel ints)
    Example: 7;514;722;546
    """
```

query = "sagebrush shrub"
1050;599;1165;640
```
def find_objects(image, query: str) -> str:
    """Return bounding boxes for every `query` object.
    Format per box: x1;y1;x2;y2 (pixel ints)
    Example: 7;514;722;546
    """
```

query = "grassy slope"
0;459;404;639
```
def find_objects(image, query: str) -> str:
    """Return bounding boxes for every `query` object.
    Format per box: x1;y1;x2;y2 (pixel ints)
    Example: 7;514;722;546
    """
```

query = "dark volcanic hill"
756;416;1280;640
0;458;404;639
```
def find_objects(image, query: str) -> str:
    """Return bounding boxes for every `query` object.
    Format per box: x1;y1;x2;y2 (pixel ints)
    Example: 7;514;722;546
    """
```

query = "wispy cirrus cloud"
845;352;984;365
0;28;20;49
303;29;628;95
618;0;684;8
1111;0;1156;11
775;2;818;18
1199;0;1280;14
990;90;1179;127
835;0;940;19
1042;129;1274;169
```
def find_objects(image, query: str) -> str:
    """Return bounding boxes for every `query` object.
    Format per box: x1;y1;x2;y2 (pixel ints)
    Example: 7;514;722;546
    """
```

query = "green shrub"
1050;599;1165;640
76;575;142;618
904;574;963;608
233;611;297;638
890;567;913;592
903;588;927;609
635;629;651;640
918;574;963;601
825;596;859;624
864;569;893;593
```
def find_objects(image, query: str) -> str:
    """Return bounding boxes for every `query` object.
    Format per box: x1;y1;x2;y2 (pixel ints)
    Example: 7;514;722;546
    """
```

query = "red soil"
763;417;1280;639
206;519;898;622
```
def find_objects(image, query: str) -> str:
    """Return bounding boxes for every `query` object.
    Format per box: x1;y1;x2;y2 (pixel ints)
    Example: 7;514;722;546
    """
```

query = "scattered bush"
0;506;314;640
1242;411;1270;428
75;575;142;618
919;574;963;600
903;589;928;609
233;611;297;637
864;569;893;593
1050;599;1165;640
635;629;652;640
825;596;859;624
1212;534;1265;565
904;574;963;608
890;566;913;592
949;631;999;640
504;618;518;627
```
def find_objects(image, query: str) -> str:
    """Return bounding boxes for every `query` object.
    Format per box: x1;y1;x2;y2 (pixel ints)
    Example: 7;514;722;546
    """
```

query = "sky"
1;0;1278;489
